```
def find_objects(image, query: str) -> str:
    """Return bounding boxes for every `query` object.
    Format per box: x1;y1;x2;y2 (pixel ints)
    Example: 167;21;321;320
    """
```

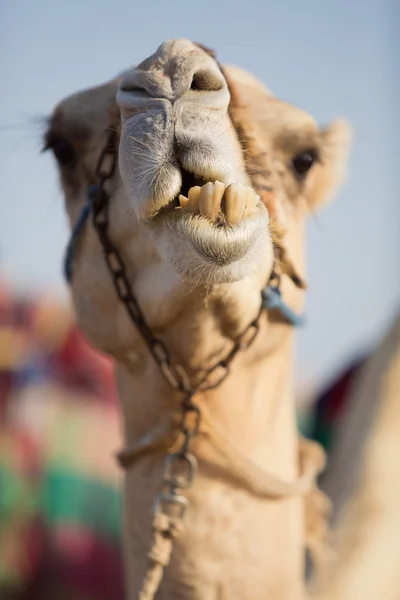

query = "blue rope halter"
64;185;305;328
63;185;97;282
261;285;305;327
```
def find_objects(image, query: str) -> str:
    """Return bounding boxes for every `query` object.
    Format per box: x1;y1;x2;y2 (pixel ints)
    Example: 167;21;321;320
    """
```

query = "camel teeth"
224;183;246;225
199;180;225;223
179;194;188;209
243;186;259;217
214;180;226;205
185;186;201;213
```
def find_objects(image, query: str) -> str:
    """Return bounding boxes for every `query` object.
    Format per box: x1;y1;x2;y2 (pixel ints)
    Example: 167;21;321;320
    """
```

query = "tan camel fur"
314;311;400;600
44;39;350;600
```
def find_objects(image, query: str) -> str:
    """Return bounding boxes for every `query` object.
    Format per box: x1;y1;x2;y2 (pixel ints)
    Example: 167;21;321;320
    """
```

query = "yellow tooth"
186;186;201;213
214;180;225;204
224;183;246;224
199;181;225;223
244;186;258;216
179;194;188;209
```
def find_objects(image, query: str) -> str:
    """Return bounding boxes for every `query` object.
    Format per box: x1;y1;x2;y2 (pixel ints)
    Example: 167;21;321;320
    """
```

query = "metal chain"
89;130;265;598
91;131;264;392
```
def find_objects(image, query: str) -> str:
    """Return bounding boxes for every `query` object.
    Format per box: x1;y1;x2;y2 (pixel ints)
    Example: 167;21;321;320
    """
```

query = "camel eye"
292;150;317;178
45;136;77;167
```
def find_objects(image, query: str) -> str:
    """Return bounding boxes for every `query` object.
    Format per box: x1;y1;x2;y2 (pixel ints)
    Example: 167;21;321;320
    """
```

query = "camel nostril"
119;83;149;97
190;70;223;92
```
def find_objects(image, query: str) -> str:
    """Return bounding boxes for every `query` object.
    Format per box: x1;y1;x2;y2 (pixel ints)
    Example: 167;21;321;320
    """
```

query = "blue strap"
261;285;305;327
63;185;98;282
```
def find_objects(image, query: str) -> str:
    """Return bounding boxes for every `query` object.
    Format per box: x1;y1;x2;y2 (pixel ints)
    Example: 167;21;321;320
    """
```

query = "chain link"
152;391;200;536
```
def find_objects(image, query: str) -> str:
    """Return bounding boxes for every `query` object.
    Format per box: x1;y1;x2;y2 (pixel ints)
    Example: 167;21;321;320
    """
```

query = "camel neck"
116;323;303;600
116;320;297;481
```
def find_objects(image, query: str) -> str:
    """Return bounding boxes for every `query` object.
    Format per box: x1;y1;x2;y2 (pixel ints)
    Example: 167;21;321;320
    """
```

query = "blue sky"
0;0;399;388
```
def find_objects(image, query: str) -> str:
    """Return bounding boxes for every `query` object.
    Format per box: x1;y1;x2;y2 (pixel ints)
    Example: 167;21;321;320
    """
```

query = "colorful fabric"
0;280;123;600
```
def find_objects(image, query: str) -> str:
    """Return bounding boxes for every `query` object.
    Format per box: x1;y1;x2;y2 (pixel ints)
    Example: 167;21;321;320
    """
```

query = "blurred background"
0;1;399;599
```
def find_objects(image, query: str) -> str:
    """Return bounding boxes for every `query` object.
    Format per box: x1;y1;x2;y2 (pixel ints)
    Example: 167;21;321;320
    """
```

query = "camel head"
116;40;272;285
44;39;350;357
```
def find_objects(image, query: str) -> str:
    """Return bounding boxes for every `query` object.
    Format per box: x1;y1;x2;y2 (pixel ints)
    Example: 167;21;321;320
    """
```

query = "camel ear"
306;119;352;210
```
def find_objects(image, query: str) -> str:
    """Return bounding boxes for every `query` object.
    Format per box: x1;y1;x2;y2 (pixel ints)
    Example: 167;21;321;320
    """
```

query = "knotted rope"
138;513;184;600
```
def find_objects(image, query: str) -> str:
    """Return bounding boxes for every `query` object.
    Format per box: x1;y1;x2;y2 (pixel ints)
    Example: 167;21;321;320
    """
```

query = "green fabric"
40;468;121;540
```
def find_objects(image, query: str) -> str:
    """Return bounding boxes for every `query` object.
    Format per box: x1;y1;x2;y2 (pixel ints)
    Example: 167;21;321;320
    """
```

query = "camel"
43;39;350;599
313;309;400;599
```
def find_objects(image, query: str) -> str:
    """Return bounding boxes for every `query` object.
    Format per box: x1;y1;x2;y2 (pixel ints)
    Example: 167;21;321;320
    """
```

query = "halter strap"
117;404;324;498
64;186;97;282
262;285;305;327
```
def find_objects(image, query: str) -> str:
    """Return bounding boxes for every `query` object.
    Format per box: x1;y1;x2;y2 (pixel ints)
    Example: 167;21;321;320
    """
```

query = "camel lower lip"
153;206;269;267
136;181;270;283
